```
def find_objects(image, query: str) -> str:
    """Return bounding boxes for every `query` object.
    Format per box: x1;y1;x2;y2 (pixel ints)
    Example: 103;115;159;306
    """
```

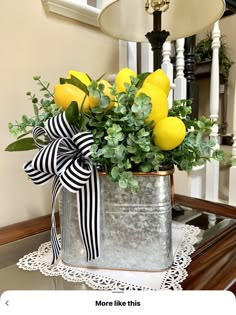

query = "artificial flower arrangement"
6;67;229;192
6;67;234;268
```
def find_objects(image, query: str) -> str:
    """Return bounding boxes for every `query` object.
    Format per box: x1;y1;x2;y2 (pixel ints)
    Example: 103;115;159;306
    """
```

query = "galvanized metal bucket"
60;171;174;271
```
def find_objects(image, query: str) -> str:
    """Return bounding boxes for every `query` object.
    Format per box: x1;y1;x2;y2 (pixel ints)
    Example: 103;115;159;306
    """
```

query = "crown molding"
42;0;100;27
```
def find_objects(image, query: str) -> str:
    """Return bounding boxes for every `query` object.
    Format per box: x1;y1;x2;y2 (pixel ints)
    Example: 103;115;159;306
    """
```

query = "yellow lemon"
144;69;170;97
89;80;115;109
54;83;90;111
67;70;90;86
136;82;168;126
115;67;137;93
153;117;186;150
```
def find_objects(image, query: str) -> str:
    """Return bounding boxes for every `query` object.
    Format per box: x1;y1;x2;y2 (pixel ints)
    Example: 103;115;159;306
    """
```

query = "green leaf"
22;115;29;124
33;104;39;115
212;149;225;160
87;80;98;95
118;159;132;170
180;159;193;172
127;145;137;154
44;93;52;98
17;130;33;139
65;101;79;125
113;104;127;115
114;144;126;159
105;132;124;146
99;95;110;108
131;155;142;164
137;128;149;138
111;166;120;180
5;138;38;151
140;163;152;172
230;157;236;166
69;75;89;95
91;106;104;114
102;146;115;158
195;132;202;145
121;171;133;180
119;178;128;189
136;72;150;89
107;124;122;135
86;73;93;82
96;73;106;81
60;78;67;85
132;93;151;119
130;178;139;192
78;114;89;131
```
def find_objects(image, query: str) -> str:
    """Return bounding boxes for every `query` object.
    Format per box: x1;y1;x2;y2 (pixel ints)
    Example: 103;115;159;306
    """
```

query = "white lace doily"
17;222;200;290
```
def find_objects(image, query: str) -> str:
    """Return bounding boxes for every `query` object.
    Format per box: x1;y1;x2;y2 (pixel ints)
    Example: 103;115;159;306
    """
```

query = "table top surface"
174;195;236;292
0;195;235;294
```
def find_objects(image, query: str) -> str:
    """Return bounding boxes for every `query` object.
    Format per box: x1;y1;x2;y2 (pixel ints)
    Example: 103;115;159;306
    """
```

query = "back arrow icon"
5;300;9;306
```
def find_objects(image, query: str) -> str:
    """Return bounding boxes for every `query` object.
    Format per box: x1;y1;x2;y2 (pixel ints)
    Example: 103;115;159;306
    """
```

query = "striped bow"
23;112;100;264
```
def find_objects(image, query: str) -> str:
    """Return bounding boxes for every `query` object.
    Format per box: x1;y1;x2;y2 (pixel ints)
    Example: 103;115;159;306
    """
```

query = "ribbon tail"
77;165;100;261
51;176;62;264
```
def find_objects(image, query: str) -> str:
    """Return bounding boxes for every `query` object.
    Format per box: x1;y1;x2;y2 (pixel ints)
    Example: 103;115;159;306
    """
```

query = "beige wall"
0;1;119;227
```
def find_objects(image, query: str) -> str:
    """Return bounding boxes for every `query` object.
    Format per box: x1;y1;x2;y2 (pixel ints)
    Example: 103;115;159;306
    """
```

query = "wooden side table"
0;195;235;292
175;194;236;293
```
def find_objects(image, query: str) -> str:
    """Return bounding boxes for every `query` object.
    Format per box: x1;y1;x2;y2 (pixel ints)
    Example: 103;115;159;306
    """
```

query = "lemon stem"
80;94;87;112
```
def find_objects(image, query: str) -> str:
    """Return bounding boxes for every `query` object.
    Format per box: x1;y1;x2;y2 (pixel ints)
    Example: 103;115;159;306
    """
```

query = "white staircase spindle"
141;42;153;73
128;42;137;73
118;41;138;73
118;40;129;70
205;21;221;226
162;41;174;107
174;38;206;198
209;22;221;134
229;82;236;205
174;38;187;101
188;165;206;199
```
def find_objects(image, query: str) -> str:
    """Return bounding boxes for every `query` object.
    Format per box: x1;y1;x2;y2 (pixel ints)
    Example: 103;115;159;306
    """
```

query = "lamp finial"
145;0;170;14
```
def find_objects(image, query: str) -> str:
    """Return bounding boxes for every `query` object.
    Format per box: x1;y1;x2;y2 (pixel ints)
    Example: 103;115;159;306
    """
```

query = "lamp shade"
98;0;226;42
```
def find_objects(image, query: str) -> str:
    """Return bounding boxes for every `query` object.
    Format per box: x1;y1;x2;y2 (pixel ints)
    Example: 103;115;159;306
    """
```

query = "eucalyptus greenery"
7;76;60;150
6;74;230;191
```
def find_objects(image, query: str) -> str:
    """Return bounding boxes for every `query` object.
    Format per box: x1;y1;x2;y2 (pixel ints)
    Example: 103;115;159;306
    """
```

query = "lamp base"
145;30;170;70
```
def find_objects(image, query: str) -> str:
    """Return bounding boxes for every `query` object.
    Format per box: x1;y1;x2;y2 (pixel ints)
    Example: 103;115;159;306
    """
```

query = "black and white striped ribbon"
23;112;100;263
